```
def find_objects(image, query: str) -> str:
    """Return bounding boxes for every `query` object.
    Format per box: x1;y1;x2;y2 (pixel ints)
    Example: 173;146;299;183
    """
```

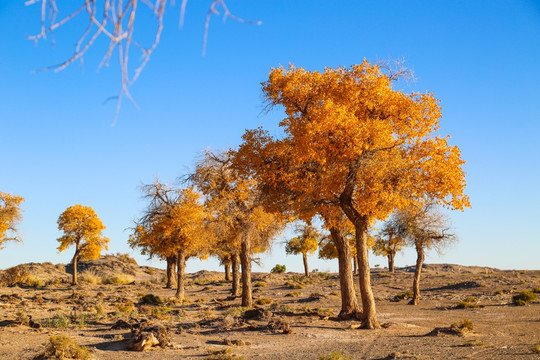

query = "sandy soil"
0;259;539;359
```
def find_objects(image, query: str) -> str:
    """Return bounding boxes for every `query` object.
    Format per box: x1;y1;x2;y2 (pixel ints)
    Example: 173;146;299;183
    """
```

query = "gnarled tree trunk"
166;256;176;288
388;252;395;273
339;159;380;329
302;252;309;277
240;233;253;308
71;251;79;286
175;250;186;302
330;227;361;320
224;262;231;281
231;253;240;297
410;242;424;305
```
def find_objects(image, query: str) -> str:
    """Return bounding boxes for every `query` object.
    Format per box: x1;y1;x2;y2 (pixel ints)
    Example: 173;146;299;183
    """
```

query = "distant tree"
372;218;406;273
396;204;457;305
285;223;321;277
0;192;24;251
130;181;209;300
57;205;109;285
190;149;284;307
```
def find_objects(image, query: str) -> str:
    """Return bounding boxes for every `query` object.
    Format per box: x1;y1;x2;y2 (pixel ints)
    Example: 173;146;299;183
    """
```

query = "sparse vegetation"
456;296;480;309
139;294;163;305
255;297;272;305
206;347;245;360
318;350;351;360
285;291;301;297
532;344;540;354
451;318;474;334
394;290;414;301
512;291;538;306
39;335;91;360
254;281;267;287
103;274;133;285
79;270;102;285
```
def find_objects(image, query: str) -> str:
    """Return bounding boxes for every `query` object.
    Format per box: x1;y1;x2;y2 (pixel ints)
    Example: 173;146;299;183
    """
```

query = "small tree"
372;218;406;273
396;203;456;305
285;223;321;277
57;205;109;285
0;192;24;251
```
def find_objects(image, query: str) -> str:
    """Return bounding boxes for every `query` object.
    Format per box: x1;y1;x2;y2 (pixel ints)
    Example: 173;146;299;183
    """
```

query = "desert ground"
0;255;539;359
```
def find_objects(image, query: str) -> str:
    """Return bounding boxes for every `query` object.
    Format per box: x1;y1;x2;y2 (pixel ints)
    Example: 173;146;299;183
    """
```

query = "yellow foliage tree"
285;223;321;277
57;205;109;285
191;150;284;307
372;216;407;273
0;192;24;251
237;60;470;328
130;182;209;300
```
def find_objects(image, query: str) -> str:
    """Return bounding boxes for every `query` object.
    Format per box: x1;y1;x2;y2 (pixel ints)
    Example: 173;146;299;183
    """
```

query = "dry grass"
40;335;91;359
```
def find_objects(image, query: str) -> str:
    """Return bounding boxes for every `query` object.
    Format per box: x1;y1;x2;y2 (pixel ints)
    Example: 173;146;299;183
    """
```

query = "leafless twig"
26;0;261;124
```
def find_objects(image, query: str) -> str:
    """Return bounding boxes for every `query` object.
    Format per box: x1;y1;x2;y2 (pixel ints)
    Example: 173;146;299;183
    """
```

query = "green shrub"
41;335;91;359
456;296;480;309
512;291;538;306
151;306;172;320
271;264;286;274
42;313;71;328
26;276;45;288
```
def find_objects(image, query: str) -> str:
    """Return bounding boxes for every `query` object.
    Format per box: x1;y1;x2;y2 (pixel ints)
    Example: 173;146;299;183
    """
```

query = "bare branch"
26;0;261;123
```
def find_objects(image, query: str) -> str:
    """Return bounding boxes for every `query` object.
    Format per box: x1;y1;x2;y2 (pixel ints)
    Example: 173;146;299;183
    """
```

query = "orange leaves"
57;204;109;260
241;60;469;226
0;192;24;249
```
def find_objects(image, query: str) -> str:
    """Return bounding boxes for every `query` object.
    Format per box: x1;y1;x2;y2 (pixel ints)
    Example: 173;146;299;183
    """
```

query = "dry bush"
319;351;351;360
103;274;133;285
254;281;267;287
2;267;30;286
139;294;163;305
255;297;272;305
451;318;474;335
394;290;414;301
206;347;245;360
116;253;138;265
512;291;538;306
456;296;481;309
79;270;102;285
532;344;540;354
38;335;91;360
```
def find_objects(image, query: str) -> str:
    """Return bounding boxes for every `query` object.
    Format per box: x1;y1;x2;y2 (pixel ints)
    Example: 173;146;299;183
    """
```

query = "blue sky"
0;1;539;272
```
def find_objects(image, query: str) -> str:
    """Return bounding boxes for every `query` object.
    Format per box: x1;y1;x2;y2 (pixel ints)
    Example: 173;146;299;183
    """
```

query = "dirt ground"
1;259;539;359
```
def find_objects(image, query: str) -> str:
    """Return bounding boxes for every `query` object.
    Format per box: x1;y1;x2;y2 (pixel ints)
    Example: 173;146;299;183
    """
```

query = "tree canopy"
0;192;24;251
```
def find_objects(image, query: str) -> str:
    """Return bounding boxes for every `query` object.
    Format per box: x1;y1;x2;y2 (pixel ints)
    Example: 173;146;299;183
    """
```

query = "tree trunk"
240;232;253;308
175;250;186;302
339;158;380;328
330;227;361;320
231;253;240;297
355;220;380;328
410;243;424;305
353;256;358;275
388;252;395;273
224;262;231;281
166;256;176;289
71;251;79;286
302;252;309;277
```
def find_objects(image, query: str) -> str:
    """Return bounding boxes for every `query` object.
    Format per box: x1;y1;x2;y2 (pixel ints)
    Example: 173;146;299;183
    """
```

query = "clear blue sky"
1;1;539;272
